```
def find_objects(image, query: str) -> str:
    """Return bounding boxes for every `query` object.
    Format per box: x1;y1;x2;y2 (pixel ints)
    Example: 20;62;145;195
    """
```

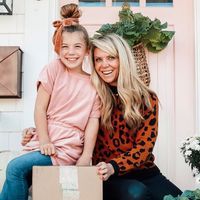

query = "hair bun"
60;3;81;19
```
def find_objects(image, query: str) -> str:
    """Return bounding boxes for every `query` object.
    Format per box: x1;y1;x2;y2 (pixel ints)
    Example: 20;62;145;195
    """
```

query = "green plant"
180;136;200;177
97;2;175;53
164;189;200;200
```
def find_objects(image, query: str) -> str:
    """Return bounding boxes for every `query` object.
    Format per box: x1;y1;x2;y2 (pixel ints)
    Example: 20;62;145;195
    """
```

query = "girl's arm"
34;84;56;156
76;117;99;166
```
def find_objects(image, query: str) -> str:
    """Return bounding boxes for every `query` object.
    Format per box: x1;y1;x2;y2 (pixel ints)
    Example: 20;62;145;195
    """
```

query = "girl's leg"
0;151;52;200
103;177;152;200
142;172;182;200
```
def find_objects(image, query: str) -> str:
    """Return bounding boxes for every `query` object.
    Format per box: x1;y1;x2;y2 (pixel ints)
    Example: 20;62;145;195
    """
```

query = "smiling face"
59;31;88;73
93;48;119;86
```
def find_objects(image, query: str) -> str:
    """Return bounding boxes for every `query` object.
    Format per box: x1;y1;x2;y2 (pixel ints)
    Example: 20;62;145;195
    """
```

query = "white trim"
194;0;200;188
48;0;60;61
194;0;200;135
23;0;52;127
48;0;59;61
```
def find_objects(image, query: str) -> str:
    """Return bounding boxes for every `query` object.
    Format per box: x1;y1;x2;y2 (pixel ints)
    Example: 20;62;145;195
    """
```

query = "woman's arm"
76;117;99;166
21;127;35;146
35;84;56;156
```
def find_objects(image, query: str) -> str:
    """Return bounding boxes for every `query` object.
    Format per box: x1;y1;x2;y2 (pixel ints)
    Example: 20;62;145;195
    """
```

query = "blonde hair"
90;33;154;129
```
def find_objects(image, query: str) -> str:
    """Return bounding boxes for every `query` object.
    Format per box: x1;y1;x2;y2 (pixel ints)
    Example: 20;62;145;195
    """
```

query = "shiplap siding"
0;0;56;151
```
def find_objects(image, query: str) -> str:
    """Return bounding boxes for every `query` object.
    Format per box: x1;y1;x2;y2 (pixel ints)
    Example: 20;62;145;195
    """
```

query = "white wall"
0;0;25;151
0;0;57;151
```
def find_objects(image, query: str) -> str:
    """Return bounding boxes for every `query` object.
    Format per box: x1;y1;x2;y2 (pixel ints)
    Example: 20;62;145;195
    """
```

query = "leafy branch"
97;2;175;53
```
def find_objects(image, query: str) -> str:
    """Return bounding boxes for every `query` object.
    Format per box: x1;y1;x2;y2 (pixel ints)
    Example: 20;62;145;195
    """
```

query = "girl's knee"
6;158;24;177
6;159;16;175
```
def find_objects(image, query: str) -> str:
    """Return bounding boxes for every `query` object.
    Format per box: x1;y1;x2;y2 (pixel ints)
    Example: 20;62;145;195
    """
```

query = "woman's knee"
126;181;151;200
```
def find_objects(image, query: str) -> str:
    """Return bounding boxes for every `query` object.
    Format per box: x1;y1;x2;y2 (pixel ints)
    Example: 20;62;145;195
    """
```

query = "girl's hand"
76;155;92;166
21;127;35;146
97;162;115;181
39;142;57;156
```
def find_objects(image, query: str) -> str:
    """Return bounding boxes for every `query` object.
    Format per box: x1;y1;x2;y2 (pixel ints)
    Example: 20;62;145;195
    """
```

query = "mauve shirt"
24;59;100;165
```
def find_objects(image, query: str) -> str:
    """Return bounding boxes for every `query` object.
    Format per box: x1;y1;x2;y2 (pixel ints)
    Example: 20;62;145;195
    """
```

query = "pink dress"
23;59;100;165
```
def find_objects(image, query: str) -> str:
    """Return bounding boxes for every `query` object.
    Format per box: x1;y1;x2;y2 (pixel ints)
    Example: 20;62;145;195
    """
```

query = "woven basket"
132;43;151;86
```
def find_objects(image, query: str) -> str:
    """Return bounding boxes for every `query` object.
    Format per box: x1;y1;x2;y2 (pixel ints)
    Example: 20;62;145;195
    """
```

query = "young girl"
0;4;100;200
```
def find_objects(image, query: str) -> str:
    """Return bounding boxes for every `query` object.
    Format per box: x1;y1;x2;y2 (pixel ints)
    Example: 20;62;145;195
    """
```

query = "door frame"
194;0;200;137
56;0;198;189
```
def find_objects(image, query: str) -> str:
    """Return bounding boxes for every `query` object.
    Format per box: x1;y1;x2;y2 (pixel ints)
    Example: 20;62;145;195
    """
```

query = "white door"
60;0;195;190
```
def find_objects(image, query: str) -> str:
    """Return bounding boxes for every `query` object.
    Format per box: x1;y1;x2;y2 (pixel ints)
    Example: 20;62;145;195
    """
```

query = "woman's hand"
97;162;115;181
21;127;35;146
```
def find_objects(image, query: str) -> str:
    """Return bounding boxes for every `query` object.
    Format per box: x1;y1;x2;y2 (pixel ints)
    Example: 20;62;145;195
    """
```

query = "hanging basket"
132;43;151;87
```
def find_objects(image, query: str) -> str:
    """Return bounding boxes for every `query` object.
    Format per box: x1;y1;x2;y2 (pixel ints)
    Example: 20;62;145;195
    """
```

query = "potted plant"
164;136;200;200
164;188;200;200
180;135;200;182
96;2;175;86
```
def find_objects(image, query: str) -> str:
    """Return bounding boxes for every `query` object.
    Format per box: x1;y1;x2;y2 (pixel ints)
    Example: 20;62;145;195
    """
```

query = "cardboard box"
32;166;102;200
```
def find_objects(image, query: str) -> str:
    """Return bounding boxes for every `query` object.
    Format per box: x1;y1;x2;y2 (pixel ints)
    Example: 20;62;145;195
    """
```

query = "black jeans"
103;166;182;200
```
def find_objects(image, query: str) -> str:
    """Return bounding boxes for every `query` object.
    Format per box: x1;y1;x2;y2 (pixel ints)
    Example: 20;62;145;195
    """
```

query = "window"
112;0;139;7
79;0;105;7
146;0;173;7
79;0;173;7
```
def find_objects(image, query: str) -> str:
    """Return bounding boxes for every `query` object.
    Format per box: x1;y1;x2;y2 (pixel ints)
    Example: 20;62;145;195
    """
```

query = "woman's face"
93;48;119;86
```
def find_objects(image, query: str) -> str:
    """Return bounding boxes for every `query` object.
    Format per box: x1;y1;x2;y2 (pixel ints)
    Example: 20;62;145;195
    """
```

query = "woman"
21;33;182;200
90;33;182;200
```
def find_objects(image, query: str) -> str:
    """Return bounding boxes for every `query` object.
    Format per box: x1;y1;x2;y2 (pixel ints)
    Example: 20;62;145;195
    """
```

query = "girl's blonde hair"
90;33;154;129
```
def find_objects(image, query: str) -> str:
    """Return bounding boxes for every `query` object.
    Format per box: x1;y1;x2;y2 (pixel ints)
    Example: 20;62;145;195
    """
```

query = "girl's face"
94;48;119;86
60;31;88;73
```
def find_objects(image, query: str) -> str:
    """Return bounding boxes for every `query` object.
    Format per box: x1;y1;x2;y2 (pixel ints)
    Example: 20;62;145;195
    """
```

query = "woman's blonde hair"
90;33;154;129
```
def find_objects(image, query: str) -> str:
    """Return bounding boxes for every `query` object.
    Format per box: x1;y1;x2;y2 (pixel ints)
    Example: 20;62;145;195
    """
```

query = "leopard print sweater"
92;91;158;176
